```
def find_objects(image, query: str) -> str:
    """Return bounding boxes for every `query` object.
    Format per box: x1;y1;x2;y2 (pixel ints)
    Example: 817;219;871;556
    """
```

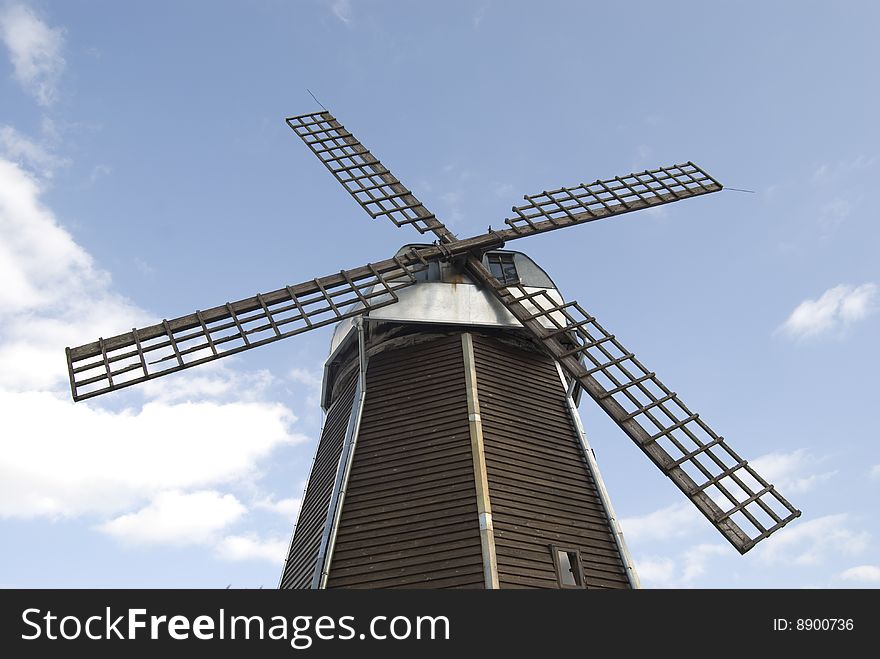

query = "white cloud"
634;544;729;588
757;514;869;566
0;12;312;572
140;364;276;404
288;367;322;391
0;157;150;392
871;465;880;479
0;390;302;518
681;544;728;582
254;497;302;518
0;4;65;105
751;449;836;495
99;490;245;546
0;125;68;177
619;501;704;543
329;0;353;24
779;283;877;339
288;366;323;408
0;154;306;521
216;534;289;563
0;157;104;316
634;556;675;586
839;565;880;584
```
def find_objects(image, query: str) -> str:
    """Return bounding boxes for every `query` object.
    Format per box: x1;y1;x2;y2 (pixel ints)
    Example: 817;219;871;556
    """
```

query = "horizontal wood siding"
472;333;629;589
326;334;485;589
280;374;357;589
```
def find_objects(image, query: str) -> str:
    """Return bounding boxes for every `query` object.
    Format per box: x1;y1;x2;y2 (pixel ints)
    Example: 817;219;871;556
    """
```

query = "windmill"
65;109;801;589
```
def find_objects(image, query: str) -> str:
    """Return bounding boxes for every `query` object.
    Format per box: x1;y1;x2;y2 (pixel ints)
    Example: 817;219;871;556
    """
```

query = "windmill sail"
65;257;423;401
466;256;800;553
287;111;455;243
497;162;722;241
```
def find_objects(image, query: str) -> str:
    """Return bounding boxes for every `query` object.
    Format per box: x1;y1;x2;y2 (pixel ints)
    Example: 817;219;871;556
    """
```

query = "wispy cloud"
817;198;851;235
619;502;704;543
329;0;353;24
133;256;154;277
635;544;729;588
839;565;880;584
0;4;65;106
289;366;323;408
431;164;475;228
441;191;463;206
751;449;836;495
440;189;466;226
812;155;877;183
254;496;301;518
631;144;653;171
473;2;490;28
140;364;277;404
89;163;112;184
871;464;880;479
288;367;322;391
778;283;877;339
216;534;289;563
756;514;869;566
0;124;68;178
681;543;728;582
644;205;669;218
494;182;515;199
635;556;675;585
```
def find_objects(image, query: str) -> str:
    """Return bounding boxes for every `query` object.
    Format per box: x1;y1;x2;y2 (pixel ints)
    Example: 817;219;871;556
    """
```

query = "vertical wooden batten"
461;332;500;589
555;362;640;589
313;318;369;588
324;332;484;588
473;333;630;589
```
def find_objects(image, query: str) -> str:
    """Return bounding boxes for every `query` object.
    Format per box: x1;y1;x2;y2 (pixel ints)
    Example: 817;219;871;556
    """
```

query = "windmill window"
487;253;519;285
413;260;441;282
551;546;585;588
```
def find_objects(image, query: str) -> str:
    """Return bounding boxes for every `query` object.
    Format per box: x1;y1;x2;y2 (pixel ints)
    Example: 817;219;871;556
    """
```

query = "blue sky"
0;1;878;588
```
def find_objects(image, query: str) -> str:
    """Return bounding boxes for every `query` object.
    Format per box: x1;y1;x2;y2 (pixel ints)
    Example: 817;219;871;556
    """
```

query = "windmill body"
65;110;801;589
281;248;636;589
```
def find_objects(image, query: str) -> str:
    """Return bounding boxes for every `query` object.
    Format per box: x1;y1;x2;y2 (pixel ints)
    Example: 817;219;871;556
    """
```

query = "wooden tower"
279;249;637;589
64;110;801;589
